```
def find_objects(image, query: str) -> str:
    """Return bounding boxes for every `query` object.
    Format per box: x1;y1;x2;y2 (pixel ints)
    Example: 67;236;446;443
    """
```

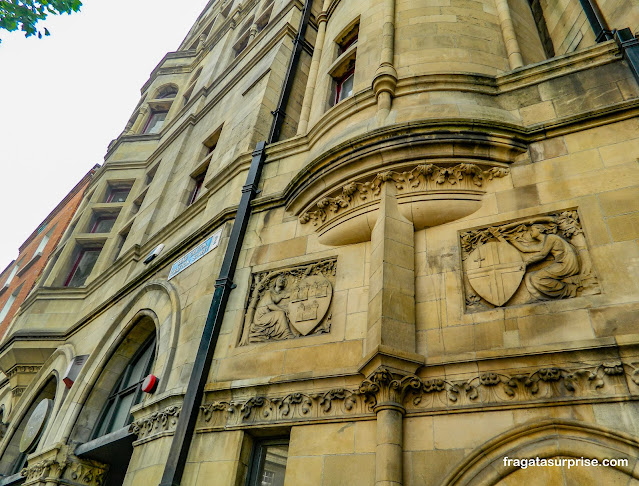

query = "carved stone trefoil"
460;210;600;310
239;259;337;345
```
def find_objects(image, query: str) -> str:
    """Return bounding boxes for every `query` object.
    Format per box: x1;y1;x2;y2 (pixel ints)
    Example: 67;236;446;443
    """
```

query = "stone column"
129;105;149;134
297;0;331;135
373;0;398;120
495;0;524;69
360;369;422;486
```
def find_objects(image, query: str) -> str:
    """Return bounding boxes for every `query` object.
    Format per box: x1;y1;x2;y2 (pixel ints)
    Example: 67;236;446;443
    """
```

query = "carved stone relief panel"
460;210;600;311
239;258;337;345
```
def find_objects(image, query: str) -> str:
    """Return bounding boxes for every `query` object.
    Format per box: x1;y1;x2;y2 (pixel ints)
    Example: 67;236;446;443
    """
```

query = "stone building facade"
0;0;638;485
0;166;97;341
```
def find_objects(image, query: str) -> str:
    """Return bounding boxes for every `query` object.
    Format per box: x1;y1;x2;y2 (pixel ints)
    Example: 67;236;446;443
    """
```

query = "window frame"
90;215;117;234
245;437;290;486
142;110;169;135
63;246;102;288
334;67;355;105
91;334;156;439
105;185;132;204
187;172;206;206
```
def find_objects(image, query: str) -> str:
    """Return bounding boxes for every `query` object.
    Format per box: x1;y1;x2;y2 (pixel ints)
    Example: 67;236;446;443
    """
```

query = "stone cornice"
198;360;639;430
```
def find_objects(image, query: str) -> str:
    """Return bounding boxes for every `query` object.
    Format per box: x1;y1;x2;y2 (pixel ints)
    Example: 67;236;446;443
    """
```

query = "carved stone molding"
200;388;369;428
300;163;510;228
460;209;600;309
405;361;634;410
129;405;181;440
22;457;107;486
198;361;639;429
11;386;26;397
6;365;41;378
239;259;337;345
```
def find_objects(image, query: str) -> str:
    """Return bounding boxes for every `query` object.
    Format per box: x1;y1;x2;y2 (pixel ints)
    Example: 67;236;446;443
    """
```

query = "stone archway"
442;419;639;486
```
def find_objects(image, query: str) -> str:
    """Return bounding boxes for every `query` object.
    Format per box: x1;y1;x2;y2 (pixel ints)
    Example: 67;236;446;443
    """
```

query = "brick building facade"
0;167;97;340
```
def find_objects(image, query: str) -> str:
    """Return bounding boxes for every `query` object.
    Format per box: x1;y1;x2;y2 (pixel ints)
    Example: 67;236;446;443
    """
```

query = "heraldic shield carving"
461;210;600;310
239;258;337;345
466;241;526;306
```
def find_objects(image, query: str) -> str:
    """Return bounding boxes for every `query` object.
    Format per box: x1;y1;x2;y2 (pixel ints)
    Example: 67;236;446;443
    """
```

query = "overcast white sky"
0;0;210;271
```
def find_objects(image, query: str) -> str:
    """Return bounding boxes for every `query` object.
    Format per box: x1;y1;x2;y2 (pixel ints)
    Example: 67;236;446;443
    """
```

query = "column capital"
359;367;422;413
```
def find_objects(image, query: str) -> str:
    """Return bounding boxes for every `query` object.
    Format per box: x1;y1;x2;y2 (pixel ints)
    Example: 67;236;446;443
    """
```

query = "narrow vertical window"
0;287;20;322
335;69;355;104
330;20;359;106
188;172;206;206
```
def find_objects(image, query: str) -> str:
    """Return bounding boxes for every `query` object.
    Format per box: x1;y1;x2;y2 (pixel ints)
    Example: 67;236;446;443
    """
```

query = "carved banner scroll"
239;258;337;345
460;210;600;310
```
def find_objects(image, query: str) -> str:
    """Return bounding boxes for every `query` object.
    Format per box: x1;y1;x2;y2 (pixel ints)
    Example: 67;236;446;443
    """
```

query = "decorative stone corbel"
21;446;108;486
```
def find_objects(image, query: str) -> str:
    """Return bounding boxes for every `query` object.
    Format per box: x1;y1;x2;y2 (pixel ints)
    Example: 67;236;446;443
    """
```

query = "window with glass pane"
247;439;289;486
105;185;132;203
335;70;354;104
143;111;168;134
92;336;155;439
90;215;117;233
64;247;101;287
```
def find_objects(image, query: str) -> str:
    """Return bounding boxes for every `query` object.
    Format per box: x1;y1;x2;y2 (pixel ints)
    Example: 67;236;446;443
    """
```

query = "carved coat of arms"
466;241;525;306
461;210;599;310
239;259;337;345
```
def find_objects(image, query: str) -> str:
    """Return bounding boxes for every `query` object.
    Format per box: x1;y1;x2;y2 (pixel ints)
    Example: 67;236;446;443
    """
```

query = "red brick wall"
0;172;94;340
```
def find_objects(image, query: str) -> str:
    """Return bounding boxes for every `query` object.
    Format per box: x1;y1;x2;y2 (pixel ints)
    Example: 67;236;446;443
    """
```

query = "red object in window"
142;374;158;393
188;174;205;206
335;68;355;105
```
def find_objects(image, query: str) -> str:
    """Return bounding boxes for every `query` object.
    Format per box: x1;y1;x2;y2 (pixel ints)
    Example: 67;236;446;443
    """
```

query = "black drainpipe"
578;0;639;84
159;0;313;485
615;28;639;84
577;0;613;42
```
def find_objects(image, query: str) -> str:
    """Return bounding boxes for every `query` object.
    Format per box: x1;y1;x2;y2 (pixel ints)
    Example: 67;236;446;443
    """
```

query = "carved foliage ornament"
22;458;107;486
460;210;599;308
300;163;510;226
198;362;639;429
239;259;337;345
129;405;181;440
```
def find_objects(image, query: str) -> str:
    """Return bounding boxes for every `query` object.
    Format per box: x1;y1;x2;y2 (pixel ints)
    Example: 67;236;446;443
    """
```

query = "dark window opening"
188;172;206;206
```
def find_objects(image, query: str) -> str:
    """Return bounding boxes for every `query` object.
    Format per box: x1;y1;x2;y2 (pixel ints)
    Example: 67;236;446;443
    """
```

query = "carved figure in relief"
248;275;296;343
461;210;599;309
240;259;336;345
493;224;581;300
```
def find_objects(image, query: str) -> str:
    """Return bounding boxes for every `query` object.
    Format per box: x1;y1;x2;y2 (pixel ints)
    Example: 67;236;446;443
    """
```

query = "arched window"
0;378;57;479
156;86;178;99
92;334;155;438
